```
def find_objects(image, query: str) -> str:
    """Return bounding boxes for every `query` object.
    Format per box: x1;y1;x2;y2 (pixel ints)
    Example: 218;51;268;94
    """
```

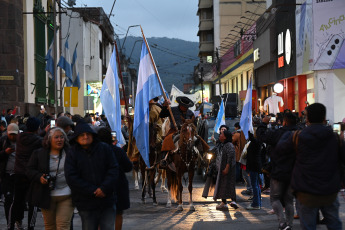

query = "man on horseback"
159;96;195;154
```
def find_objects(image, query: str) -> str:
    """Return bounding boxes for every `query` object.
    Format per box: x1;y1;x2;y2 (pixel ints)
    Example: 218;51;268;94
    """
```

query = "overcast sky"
78;0;199;42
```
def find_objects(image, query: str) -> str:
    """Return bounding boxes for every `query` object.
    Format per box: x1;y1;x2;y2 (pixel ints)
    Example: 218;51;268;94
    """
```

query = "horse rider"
159;96;195;155
149;97;163;148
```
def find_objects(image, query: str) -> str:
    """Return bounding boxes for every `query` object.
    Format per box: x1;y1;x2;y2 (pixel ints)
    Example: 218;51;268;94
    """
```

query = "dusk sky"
80;0;199;42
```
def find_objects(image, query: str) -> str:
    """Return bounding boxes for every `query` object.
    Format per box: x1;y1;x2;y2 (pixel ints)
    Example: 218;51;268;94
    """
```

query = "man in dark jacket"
260;112;298;230
65;121;119;230
0;124;19;227
9;117;42;230
278;103;344;230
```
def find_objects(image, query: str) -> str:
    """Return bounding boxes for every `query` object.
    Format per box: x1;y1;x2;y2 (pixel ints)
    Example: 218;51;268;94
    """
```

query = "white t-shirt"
264;95;284;115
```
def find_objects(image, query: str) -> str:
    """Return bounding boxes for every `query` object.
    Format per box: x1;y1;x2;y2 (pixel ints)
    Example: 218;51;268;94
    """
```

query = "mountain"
119;36;199;94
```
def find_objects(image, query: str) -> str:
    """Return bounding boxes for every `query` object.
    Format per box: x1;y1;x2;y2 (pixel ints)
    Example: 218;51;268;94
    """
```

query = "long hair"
42;127;69;149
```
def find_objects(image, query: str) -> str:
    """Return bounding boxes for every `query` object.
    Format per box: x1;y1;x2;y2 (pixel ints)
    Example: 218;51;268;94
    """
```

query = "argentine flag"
214;100;226;134
58;38;73;86
133;40;165;167
240;77;254;139
71;44;81;89
45;39;55;80
100;48;125;145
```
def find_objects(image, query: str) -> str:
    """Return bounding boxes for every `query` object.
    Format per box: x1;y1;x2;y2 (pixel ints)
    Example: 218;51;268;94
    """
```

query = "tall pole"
200;67;204;116
140;26;177;130
216;48;222;96
53;0;58;115
114;41;129;117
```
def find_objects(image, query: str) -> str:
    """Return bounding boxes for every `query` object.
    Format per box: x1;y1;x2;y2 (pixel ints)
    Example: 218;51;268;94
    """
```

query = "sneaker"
216;202;228;210
267;209;275;214
241;189;253;196
246;205;260;210
263;188;270;194
279;223;292;230
230;201;239;209
15;220;24;230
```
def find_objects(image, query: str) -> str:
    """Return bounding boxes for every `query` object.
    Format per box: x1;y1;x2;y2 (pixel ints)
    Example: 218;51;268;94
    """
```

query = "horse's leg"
161;169;168;192
154;168;161;185
188;168;195;211
166;169;172;208
133;169;139;190
150;169;158;205
141;163;147;204
177;173;183;211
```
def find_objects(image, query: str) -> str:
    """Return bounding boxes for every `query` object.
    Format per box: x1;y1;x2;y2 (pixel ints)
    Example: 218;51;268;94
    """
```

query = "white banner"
169;85;201;111
313;0;345;70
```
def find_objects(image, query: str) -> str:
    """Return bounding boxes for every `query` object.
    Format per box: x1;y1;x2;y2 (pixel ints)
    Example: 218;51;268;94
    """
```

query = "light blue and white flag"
133;40;165;167
45;38;55;80
100;48;125;145
240;77;254;139
214;100;226;134
71;44;81;89
58;38;73;86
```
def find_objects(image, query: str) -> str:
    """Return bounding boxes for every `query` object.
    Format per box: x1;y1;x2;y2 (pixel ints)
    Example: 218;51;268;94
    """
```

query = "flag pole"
113;41;129;117
140;26;177;130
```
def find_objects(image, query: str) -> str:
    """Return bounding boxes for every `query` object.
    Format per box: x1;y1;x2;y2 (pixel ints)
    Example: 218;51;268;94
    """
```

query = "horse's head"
179;117;196;146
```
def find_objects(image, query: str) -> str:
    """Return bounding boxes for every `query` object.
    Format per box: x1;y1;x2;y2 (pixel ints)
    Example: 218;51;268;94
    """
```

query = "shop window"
294;78;299;112
307;75;315;104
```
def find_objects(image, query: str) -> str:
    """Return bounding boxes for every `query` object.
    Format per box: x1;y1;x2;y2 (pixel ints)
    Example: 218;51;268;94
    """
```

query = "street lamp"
121;25;140;51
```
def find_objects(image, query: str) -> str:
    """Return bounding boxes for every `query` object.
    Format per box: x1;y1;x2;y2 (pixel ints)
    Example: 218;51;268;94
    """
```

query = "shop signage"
254;48;260;62
0;76;14;80
277;29;292;68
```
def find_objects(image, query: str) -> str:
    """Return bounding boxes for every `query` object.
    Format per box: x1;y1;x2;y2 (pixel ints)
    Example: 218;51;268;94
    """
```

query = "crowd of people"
0;107;131;230
0;101;345;230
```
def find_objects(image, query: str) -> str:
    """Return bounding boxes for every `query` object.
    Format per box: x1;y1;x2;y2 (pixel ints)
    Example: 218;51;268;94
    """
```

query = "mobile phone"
333;124;341;135
111;131;117;142
50;120;55;128
41;105;44;110
270;117;276;122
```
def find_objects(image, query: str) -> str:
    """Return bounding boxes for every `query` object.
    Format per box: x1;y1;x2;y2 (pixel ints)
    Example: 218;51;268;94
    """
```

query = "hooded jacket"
15;132;42;175
64;121;119;211
288;124;343;195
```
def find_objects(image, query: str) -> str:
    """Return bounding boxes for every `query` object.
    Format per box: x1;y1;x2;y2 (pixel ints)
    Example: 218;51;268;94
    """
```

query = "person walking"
9;117;42;230
212;130;238;210
278;103;344;230
245;132;262;210
64;121;119;230
97;127;132;230
26;127;74;230
0;124;20;227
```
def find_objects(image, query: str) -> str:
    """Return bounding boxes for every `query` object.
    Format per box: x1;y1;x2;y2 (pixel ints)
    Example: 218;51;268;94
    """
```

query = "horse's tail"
168;170;179;202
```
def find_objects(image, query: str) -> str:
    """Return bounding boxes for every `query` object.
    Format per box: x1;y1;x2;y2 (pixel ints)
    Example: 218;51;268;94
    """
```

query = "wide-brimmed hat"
70;120;96;141
176;96;194;108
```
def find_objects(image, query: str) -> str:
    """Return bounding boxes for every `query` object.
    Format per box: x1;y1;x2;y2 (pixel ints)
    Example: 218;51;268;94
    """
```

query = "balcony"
199;41;214;53
198;0;213;9
198;19;214;31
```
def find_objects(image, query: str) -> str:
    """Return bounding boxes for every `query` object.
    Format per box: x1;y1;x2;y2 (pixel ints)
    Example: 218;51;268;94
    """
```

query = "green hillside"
119;36;199;93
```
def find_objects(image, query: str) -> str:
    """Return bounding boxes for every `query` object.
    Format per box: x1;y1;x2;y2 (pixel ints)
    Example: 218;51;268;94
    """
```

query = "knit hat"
56;116;74;129
26;117;41;132
7;123;19;134
70;120;96;141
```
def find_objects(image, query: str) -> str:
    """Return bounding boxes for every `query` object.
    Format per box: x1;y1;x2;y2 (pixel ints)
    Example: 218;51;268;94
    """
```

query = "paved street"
1;172;345;229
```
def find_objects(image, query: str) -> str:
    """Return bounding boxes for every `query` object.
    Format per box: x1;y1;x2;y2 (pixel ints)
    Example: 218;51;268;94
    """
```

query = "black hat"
176;96;194;108
70;120;96;141
26;117;41;132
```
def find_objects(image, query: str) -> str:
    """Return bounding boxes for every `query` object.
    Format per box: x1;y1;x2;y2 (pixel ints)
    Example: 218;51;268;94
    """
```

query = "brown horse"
139;122;162;205
165;117;209;211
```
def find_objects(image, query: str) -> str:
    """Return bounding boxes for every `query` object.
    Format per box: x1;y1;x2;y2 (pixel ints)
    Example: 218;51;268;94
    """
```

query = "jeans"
270;179;294;226
298;197;342;230
248;171;261;207
242;169;252;191
236;162;242;182
79;206;116;230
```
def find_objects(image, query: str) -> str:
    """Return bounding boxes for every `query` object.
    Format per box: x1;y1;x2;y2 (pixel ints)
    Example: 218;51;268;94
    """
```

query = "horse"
165;117;209;211
139;122;163;205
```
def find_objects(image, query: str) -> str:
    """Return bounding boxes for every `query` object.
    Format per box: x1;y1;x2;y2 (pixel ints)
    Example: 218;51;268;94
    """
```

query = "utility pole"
216;48;222;96
53;0;58;115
